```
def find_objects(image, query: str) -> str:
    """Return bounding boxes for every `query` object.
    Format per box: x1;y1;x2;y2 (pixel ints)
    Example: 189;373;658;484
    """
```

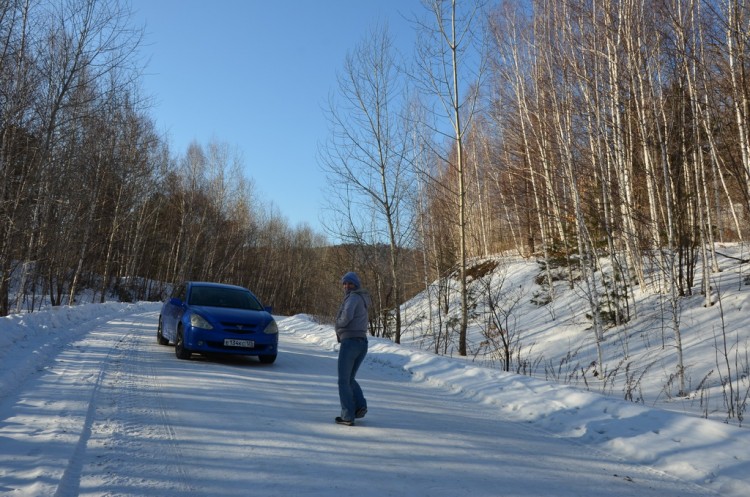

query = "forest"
1;0;748;373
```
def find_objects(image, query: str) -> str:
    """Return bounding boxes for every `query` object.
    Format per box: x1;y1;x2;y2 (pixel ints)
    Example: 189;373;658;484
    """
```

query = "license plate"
224;339;254;348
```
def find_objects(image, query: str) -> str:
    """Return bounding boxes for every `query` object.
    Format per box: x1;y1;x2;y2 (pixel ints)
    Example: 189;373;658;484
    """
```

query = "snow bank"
280;313;750;497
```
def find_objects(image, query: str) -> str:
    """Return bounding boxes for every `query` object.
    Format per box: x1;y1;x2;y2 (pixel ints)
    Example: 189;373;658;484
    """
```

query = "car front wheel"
175;328;192;360
258;354;277;364
157;317;170;345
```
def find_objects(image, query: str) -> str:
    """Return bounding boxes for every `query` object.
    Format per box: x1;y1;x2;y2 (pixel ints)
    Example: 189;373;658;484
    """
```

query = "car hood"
192;306;273;326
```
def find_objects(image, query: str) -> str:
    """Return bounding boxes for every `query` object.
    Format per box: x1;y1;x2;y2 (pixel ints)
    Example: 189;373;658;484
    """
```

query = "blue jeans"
338;337;368;421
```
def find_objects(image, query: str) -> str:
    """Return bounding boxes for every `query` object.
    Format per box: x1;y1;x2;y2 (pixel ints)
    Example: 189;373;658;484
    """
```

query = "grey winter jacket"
335;288;371;341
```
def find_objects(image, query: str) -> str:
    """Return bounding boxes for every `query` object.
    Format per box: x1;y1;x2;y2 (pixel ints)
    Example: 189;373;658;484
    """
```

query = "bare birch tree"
413;0;487;356
321;24;415;342
722;0;750;217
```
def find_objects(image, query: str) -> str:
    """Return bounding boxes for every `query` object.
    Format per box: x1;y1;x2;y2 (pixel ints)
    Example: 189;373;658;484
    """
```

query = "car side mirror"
264;306;273;313
169;297;183;306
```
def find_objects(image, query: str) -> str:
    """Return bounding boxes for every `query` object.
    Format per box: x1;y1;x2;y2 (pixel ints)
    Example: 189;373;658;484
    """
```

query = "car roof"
187;281;249;292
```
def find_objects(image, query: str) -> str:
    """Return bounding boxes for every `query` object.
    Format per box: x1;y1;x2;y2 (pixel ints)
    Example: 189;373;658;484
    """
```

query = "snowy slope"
400;243;750;427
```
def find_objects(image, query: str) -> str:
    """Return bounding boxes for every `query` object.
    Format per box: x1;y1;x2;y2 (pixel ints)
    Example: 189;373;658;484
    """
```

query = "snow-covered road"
0;306;726;496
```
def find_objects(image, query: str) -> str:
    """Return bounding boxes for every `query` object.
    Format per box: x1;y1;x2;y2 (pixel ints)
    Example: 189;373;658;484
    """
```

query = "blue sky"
130;0;419;235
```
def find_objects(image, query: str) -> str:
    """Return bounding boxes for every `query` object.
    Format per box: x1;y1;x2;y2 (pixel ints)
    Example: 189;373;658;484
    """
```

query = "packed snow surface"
1;302;748;496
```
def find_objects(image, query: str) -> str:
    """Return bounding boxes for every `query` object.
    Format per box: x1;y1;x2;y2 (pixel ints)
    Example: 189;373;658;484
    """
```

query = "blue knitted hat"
341;272;361;289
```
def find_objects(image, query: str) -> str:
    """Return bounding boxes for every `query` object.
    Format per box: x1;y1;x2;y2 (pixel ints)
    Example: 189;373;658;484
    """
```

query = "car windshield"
188;286;263;311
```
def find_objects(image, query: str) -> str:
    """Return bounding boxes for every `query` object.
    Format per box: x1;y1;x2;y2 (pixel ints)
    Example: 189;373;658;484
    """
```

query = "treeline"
322;0;748;373
474;0;749;286
433;0;748;394
0;0;428;323
452;0;749;380
417;0;749;296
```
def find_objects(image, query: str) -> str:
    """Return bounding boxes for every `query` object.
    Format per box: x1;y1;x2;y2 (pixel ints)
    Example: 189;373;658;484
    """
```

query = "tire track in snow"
51;310;197;496
52;331;122;497
118;314;199;494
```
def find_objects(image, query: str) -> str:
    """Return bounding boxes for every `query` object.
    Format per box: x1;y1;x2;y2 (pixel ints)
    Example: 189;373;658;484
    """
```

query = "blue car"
157;281;278;363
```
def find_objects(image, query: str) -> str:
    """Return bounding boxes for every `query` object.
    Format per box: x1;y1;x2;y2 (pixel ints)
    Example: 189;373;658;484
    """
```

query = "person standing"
334;272;371;426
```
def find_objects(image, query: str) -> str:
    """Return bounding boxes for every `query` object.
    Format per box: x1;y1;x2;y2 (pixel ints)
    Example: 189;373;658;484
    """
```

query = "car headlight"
263;320;278;334
190;313;213;330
